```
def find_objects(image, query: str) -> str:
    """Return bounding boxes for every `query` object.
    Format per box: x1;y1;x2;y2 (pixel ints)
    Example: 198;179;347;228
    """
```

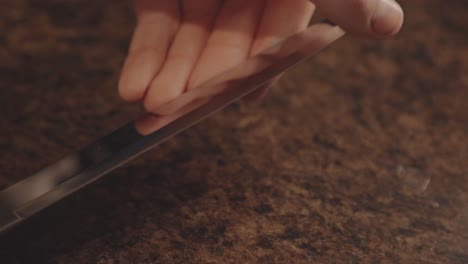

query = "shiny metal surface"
0;23;343;235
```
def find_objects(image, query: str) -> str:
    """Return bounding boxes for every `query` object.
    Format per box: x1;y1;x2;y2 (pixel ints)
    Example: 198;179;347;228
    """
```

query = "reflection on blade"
0;23;344;235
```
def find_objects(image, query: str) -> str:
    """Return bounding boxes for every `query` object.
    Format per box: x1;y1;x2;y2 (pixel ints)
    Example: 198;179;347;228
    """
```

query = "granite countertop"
0;1;467;263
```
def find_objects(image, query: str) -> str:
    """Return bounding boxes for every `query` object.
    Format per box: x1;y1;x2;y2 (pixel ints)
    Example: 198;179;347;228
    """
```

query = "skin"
119;0;404;114
133;22;346;135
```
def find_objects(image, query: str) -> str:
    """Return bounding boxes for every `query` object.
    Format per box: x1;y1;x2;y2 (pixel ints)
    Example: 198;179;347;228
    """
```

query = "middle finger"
144;0;223;112
187;0;266;90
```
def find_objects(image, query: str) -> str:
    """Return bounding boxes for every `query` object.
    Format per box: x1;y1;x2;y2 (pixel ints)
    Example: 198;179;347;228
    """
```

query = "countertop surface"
0;1;467;263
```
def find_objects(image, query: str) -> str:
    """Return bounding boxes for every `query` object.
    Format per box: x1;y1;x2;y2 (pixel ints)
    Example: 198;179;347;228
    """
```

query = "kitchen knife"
0;22;344;235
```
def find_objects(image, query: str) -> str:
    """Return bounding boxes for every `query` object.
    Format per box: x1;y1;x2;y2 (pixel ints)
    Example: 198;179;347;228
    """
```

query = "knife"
0;22;344;235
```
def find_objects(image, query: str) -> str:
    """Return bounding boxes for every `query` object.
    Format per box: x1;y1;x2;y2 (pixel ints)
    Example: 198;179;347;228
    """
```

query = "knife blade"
0;23;344;235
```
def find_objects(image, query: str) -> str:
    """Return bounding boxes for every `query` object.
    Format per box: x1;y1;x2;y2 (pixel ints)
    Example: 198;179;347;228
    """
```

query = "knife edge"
0;23;344;235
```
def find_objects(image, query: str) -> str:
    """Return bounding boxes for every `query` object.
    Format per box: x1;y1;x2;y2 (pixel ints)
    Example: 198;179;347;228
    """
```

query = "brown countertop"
0;1;467;263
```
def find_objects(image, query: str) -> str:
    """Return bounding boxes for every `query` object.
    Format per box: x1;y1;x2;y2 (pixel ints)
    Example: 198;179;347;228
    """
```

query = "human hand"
132;21;345;135
119;0;404;114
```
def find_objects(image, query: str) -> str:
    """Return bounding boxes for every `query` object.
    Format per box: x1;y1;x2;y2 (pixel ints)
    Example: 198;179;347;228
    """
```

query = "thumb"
311;0;404;38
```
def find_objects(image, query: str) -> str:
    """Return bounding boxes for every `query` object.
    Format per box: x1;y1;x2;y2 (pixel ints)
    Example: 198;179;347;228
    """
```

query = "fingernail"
372;0;404;36
321;19;337;27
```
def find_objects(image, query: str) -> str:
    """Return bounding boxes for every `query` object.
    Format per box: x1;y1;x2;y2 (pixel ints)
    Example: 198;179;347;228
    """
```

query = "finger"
153;21;345;116
310;0;404;38
135;114;179;136
118;0;180;102
136;99;208;135
250;0;315;55
187;0;266;90
144;0;222;112
246;0;315;101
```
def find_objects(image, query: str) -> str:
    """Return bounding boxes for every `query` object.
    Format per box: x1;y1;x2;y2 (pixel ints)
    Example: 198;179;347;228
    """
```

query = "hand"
133;22;345;135
119;0;404;114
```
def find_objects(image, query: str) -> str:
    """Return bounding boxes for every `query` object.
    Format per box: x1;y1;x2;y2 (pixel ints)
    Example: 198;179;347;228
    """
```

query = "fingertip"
135;113;180;136
143;85;178;114
118;49;166;103
134;114;164;136
143;92;163;114
118;72;144;103
371;0;404;37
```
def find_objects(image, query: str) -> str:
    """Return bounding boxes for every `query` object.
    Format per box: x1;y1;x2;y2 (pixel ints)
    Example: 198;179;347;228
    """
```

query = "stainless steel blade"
0;23;343;235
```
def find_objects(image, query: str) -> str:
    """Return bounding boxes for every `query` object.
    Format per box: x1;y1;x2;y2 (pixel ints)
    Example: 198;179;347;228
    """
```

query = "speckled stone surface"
0;1;467;263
